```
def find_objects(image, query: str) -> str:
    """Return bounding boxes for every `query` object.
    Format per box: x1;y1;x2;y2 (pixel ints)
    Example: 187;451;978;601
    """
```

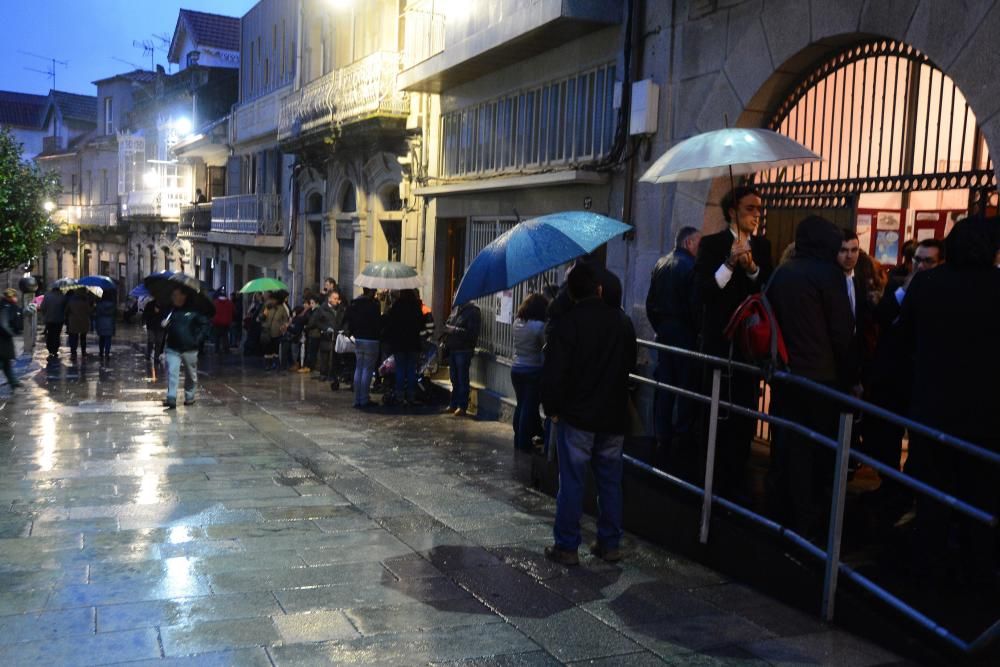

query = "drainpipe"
620;0;643;307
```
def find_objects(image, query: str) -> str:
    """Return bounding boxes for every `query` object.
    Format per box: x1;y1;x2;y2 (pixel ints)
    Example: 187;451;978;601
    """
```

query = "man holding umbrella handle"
162;288;212;410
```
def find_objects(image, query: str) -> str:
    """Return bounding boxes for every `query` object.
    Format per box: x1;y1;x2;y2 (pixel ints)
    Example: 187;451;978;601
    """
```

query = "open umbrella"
51;277;77;292
78;275;117;292
639;128;820;185
144;272;215;317
355;262;421;290
129;284;150;299
453;212;630;305
239;277;289;294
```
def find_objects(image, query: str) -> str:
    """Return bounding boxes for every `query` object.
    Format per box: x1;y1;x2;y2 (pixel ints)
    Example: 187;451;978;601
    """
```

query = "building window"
104;97;113;135
441;63;616;177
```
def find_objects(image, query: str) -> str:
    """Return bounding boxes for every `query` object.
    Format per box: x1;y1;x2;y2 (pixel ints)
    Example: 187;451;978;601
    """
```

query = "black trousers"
766;382;840;539
44;323;62;354
704;364;761;498
1;358;15;386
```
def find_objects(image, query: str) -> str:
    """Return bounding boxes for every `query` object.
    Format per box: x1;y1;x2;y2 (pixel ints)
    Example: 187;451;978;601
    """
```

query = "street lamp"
173;117;192;138
43;200;56;213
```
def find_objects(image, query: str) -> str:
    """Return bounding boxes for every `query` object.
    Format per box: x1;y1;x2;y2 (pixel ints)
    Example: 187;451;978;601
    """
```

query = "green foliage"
0;126;60;272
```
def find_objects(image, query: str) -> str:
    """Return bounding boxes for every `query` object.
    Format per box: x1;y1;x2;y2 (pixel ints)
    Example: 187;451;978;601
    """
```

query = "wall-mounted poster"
856;213;873;252
497;289;514;324
876;211;901;231
875;230;900;265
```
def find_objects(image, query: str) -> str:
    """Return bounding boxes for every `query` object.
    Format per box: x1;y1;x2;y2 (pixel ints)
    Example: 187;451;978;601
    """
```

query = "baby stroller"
378;355;398;406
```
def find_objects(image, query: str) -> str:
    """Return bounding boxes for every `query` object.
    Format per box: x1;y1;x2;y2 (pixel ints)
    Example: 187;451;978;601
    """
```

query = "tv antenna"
112;56;144;71
133;39;156;70
19;50;68;91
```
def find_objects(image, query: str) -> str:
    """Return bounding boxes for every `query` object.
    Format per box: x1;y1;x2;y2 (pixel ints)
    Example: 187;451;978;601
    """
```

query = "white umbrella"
354;261;421;290
639;128;821;184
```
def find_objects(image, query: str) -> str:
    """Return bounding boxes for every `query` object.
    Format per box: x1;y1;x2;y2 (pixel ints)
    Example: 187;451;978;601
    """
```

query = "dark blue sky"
2;1;256;97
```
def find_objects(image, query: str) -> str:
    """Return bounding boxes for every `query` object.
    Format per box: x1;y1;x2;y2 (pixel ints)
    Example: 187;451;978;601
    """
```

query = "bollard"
22;306;36;356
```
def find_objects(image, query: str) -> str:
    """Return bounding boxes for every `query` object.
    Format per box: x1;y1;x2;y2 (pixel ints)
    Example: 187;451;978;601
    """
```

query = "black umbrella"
143;272;215;317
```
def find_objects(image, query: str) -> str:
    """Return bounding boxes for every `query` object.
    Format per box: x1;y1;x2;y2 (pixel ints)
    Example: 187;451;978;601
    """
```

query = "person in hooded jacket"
65;289;95;359
40;286;67;357
94;293;117;361
765;215;854;538
381;289;424;405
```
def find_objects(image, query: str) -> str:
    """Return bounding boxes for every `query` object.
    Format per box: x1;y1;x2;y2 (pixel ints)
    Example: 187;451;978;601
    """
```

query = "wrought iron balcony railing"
74;204;119;227
179;203;212;234
210;194;283;235
278;51;409;140
402;0;446;69
121;189;185;220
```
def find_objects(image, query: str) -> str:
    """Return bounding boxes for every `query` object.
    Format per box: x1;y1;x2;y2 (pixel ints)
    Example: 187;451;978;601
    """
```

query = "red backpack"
723;289;788;366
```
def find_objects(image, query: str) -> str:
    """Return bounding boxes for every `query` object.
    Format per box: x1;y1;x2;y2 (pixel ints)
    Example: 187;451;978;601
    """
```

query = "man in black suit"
836;230;870;395
898;219;999;584
693;186;773;499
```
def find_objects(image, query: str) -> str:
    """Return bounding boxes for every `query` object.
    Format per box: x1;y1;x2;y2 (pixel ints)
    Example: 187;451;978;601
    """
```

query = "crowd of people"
38;285;118;363
646;186;1000;584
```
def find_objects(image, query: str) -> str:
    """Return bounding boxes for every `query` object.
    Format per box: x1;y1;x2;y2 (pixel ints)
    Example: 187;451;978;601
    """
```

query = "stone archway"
665;0;1000;233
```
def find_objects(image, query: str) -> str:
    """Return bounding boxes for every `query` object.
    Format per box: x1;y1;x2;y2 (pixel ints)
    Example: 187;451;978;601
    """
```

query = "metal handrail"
631;337;999;655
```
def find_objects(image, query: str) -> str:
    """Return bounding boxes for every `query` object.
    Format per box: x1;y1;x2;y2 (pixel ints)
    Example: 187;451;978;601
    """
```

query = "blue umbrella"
78;275;117;292
453;212;630;305
129;284;150;299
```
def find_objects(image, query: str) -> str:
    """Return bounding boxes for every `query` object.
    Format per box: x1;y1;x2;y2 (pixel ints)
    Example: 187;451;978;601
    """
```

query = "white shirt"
714;228;761;289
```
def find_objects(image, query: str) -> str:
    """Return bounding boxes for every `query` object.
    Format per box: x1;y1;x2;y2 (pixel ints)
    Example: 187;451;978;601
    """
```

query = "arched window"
306;192;323;215
340;182;357;213
379;184;403;211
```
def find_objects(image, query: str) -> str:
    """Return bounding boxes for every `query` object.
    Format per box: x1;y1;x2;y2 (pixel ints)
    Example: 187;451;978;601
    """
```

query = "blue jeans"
510;366;543;451
354;339;379;405
553;421;624;551
165;348;199;404
394;351;418;401
449;350;473;410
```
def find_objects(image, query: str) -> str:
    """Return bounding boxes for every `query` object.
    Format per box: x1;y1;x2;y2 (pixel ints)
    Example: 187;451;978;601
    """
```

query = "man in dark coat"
40;286;67;357
646;226;701;453
693;186;773;499
897;218;1000;583
542;263;637;566
162;288;212;410
765;216;855;537
0;289;21;390
544;253;623;343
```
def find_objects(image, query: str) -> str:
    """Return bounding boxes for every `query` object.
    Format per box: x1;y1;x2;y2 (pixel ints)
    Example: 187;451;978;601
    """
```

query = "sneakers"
183;400;196;406
544;545;580;566
589;542;623;563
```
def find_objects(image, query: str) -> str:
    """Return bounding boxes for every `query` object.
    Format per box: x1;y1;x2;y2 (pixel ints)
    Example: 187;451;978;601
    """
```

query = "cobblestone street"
0;328;902;666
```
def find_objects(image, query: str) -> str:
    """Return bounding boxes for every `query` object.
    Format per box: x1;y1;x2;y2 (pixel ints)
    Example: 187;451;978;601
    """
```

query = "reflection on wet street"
0;327;899;665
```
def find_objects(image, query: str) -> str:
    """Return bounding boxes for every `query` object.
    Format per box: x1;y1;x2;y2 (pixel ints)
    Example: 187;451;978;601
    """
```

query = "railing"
210;194;282;235
278;51;410;139
179;203;211;233
121;189;185;220
402;0;446;69
231;84;291;145
75;204;118;227
42;135;66;154
625;339;1000;655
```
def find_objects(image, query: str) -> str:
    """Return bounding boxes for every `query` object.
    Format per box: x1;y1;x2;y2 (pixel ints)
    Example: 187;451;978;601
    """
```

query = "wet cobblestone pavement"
0;327;903;665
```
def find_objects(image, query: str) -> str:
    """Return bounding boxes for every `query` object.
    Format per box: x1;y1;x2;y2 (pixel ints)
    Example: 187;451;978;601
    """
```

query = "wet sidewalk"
0;327;902;666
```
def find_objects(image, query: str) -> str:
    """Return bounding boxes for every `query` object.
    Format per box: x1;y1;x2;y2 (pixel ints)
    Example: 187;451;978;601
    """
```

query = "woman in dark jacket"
0;289;21;389
381;289;424;404
345;288;382;407
94;294;117;361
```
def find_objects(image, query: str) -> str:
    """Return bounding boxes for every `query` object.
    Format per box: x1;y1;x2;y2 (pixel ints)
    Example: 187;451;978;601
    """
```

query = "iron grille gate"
756;39;996;212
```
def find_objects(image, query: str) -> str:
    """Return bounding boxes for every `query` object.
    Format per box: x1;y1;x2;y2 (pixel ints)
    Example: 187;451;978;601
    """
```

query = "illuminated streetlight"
143;170;159;189
43;200;56;213
173;117;192;137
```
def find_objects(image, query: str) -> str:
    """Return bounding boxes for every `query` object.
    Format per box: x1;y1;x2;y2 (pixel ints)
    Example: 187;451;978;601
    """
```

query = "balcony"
121;189;185;221
42;135;67;154
73;203;119;228
398;0;623;93
179;203;212;237
277;51;409;142
231;84;291;146
208;194;284;248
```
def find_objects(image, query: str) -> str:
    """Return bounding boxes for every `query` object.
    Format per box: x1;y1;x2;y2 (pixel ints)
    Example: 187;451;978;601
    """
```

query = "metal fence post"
22;306;36;356
822;411;854;621
699;368;722;544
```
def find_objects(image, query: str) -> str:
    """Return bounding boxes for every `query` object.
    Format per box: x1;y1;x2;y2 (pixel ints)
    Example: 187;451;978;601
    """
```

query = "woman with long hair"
510;293;548;451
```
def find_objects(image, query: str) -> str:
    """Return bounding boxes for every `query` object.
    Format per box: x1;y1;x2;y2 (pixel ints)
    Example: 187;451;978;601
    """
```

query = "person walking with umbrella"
94;291;117;362
65;288;95;360
161;286;212;409
143;299;166;362
40;284;68;357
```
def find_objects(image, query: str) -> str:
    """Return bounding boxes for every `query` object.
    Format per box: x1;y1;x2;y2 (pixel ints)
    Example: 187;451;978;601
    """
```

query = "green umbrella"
239;277;289;294
354;261;421;290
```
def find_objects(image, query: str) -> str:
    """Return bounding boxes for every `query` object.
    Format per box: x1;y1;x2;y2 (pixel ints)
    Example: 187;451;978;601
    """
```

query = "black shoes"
183;400;195;406
162;400;176;410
